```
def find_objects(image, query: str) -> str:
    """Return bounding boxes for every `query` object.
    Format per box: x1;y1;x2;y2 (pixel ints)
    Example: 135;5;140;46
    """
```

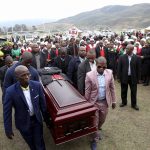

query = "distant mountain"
56;3;150;30
0;19;55;27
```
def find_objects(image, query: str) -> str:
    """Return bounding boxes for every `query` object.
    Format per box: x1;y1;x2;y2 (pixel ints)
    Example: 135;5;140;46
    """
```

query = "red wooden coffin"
43;75;97;145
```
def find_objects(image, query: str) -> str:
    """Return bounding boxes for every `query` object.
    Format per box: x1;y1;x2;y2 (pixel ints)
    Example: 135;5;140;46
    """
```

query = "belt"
97;98;106;102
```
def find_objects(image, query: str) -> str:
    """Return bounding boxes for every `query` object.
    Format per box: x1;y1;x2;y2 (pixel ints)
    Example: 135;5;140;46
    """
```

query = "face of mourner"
18;70;30;85
97;62;107;75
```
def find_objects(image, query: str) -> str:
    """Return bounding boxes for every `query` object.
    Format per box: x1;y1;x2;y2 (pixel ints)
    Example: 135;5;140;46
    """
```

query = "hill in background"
42;3;150;32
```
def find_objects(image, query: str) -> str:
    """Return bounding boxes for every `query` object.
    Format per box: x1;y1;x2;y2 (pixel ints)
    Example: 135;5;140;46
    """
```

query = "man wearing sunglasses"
85;56;116;150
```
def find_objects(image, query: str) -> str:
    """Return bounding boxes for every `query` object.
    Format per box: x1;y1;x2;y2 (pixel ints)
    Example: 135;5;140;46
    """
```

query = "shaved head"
15;65;29;78
5;56;13;63
126;44;134;50
22;52;32;61
96;56;107;65
126;44;134;55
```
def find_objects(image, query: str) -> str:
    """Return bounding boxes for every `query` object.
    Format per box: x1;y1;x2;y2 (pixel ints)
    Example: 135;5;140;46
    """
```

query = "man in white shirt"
85;57;116;150
77;49;96;95
3;65;50;150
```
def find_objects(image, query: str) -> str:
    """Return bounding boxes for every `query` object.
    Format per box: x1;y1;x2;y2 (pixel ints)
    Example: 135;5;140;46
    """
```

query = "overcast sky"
0;0;150;21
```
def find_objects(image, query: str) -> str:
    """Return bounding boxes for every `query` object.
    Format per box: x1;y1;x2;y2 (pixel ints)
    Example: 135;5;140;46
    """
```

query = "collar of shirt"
79;56;85;62
21;86;29;91
97;71;105;76
61;58;65;61
127;53;133;58
89;60;96;65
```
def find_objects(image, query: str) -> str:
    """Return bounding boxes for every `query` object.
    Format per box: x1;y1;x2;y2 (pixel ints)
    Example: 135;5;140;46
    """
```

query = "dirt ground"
0;82;150;150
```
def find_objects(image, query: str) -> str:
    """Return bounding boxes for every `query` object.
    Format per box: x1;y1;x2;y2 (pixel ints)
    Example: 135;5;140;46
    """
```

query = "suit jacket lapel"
125;54;129;68
130;54;135;66
94;70;99;89
85;59;91;72
29;81;35;107
104;70;108;90
16;82;29;108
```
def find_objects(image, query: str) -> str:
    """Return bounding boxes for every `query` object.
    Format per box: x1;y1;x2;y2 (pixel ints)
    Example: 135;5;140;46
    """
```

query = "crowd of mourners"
0;30;150;150
0;31;150;88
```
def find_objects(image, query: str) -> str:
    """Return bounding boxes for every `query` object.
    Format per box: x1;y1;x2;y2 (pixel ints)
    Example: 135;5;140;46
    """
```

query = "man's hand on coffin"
6;132;14;139
112;103;116;109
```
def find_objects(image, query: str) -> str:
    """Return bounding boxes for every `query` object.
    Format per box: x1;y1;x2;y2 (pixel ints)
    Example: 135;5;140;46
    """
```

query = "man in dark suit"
67;37;79;57
0;56;13;92
117;44;140;110
31;43;47;69
77;49;96;95
67;46;86;88
3;52;39;99
3;65;50;150
53;47;72;74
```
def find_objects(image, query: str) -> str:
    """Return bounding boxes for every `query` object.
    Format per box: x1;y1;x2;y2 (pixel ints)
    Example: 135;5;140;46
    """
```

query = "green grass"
0;82;150;150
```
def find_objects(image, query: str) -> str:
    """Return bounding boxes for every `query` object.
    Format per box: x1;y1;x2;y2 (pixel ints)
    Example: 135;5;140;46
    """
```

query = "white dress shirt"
22;87;34;116
97;73;106;100
128;54;133;76
89;61;96;71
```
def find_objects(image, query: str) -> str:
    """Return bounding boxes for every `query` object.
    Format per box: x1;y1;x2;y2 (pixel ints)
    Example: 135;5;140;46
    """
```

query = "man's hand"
6;132;14;139
112;103;116;109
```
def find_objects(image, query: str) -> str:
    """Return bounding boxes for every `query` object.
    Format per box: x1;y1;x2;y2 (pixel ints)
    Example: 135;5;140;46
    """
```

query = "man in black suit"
31;43;47;69
53;47;72;74
117;44;140;110
67;46;86;88
0;56;13;92
77;49;96;95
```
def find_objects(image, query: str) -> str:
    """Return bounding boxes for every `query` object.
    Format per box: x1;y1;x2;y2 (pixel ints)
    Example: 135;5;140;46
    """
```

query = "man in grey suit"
77;49;96;95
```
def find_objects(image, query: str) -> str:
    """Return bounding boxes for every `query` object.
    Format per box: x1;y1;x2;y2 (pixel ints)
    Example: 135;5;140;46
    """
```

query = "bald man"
3;65;49;150
117;44;140;110
3;52;39;100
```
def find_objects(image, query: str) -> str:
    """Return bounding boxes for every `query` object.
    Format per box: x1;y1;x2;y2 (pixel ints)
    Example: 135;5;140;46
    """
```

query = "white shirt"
128;55;133;76
79;56;85;63
97;73;106;100
89;61;96;71
22;88;34;116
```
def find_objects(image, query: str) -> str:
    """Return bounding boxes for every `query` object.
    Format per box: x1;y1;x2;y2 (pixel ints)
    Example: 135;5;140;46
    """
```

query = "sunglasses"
97;66;106;69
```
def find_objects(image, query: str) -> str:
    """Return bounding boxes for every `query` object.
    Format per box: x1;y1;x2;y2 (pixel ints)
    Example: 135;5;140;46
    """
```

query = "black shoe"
120;103;127;107
132;105;139;111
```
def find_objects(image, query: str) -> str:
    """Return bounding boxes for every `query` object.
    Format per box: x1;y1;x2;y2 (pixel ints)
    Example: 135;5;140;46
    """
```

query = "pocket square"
34;95;39;99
